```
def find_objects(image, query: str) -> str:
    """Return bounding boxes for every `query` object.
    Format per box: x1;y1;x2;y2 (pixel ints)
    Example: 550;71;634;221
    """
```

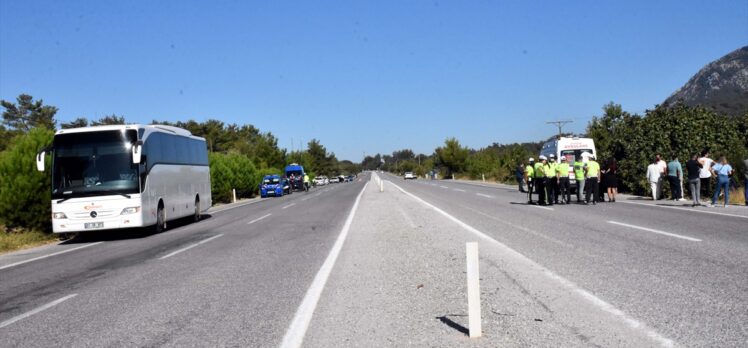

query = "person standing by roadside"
699;150;714;201
667;154;684;201
603;157;618;202
584;155;601;205
573;155;586;203
516;162;526;193
535;156;548;206
525;158;535;204
646;158;661;201
544;155;558;206
557;156;571;204
686;154;702;207
744;157;748;206
655;154;667;200
710;156;734;207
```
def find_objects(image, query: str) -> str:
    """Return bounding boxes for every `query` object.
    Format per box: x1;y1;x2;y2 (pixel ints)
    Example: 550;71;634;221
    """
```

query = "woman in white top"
646;158;661;201
698;150;714;199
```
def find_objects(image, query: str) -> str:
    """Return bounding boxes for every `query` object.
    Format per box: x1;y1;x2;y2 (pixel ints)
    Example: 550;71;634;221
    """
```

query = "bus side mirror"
36;151;46;172
132;140;143;164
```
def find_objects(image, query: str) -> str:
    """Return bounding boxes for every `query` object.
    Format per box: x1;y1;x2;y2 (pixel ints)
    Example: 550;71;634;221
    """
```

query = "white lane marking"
279;182;369;348
0;242;103;271
607;221;702;242
314;192;322;197
463;205;572;248
301;196;311;201
440;185;448;189
619;200;748;220
210;199;262;214
476;193;493;198
159;234;224;260
453;188;466;192
247;213;272;225
0;294;77;329
530;204;554;211
389;181;674;347
282;203;296;210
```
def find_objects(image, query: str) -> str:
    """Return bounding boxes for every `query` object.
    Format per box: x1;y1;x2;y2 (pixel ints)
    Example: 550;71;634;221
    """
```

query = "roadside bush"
209;152;260;203
0;128;54;232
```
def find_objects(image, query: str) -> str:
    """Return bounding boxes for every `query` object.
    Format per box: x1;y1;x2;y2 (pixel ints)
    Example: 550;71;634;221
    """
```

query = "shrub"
0;128;54;232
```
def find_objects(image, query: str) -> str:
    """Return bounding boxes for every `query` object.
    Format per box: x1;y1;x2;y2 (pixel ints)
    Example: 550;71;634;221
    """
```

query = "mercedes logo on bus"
90;211;98;218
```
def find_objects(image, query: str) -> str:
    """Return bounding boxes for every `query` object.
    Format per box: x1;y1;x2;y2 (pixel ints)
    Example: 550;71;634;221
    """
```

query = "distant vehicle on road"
36;124;211;234
540;136;596;189
346;175;355;182
314;176;328;186
284;163;306;192
329;176;340;184
338;175;347;183
404;172;416;180
260;174;289;198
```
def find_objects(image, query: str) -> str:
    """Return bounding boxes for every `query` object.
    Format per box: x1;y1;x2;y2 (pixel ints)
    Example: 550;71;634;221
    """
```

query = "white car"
314;176;328;186
329;176;340;183
404;172;416;180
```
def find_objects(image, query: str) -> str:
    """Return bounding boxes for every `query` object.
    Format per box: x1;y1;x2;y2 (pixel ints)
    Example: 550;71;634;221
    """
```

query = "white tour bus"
36;124;211;233
540;136;596;189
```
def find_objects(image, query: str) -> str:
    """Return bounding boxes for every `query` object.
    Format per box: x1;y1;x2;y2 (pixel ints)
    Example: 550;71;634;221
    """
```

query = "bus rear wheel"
155;204;166;233
194;198;201;222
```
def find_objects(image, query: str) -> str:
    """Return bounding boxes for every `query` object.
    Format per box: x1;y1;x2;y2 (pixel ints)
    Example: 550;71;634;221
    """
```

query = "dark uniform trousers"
536;177;546;205
585;177;599;203
527;178;534;203
558;177;570;203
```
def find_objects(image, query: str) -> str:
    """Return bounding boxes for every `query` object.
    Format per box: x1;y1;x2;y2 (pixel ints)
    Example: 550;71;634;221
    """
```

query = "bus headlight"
53;212;67;219
120;207;141;215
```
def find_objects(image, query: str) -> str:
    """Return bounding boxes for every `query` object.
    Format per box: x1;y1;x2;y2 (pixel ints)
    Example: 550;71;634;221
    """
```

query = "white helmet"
528;157;535;162
539;155;547;161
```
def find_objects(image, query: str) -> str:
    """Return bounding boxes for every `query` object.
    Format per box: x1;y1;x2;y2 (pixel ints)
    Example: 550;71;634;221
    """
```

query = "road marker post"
379;178;384;192
466;242;482;338
482;174;485;182
232;189;237;203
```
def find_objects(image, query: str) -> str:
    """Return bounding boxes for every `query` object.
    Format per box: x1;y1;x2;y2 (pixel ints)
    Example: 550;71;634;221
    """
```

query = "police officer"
573;155;586;203
585;155;601;205
535;156;547;205
545;154;558;205
557;156;571;204
525;158;535;204
303;173;310;191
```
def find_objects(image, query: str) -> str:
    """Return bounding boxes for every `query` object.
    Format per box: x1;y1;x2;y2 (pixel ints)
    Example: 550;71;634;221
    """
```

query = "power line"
546;120;573;137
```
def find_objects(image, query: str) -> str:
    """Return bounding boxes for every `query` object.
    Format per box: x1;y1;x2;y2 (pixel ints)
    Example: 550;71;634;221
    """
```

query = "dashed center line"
608;221;702;242
248;213;272;224
159;234;224;260
282;203;296;210
440;185;448;189
453;188;466;192
476;193;493;198
0;294;77;329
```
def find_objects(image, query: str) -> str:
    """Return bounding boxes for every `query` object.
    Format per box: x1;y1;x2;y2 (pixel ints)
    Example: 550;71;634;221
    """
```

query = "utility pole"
546;120;573;138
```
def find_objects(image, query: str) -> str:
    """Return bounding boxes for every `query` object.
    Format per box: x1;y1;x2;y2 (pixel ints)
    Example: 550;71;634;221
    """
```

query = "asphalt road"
1;172;746;347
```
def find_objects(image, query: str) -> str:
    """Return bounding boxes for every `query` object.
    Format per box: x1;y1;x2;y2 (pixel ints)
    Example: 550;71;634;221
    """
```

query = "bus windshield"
52;130;139;199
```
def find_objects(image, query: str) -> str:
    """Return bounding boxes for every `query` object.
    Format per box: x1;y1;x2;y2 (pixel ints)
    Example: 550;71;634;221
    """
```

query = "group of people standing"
520;153;613;206
646;150;740;207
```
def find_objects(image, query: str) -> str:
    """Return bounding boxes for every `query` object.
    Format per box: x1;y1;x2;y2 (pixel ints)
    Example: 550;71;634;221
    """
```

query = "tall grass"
0;229;57;254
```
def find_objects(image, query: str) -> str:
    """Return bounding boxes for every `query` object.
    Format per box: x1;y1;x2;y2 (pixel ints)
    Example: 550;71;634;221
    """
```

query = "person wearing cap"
545;154;559;205
584;154;601;205
534;156;547;205
525;158;535;204
573;154;586;203
557;156;571;204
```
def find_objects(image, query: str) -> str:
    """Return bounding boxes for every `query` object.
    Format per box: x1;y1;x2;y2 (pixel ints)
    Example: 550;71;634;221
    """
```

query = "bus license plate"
84;222;104;229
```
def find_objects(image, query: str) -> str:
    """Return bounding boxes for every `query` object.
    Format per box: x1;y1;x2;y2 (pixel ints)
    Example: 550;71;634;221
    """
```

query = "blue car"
260;175;290;198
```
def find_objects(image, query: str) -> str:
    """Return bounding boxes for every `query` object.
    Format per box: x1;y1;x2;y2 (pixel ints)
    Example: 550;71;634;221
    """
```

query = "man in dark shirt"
516;163;526;193
686;154;702;206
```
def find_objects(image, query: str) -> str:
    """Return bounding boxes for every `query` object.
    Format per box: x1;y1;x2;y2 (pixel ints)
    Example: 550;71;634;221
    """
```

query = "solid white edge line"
210;199;262;214
279;182;369;348
619;200;748;220
159;234;224;260
388;181;675;348
607;221;702;242
282;203;296;210
0;242;103;271
248;213;272;225
0;294;78;329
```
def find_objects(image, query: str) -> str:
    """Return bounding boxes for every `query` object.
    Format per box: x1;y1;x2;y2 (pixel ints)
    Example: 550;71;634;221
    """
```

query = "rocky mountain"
664;46;748;117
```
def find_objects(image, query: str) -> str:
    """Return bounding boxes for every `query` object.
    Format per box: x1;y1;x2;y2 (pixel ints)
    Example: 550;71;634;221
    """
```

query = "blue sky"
1;1;746;161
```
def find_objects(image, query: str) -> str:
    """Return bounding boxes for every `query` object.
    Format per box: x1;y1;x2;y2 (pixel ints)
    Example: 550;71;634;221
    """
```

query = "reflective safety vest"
558;163;570;177
544;162;557;178
303;174;310;183
573;161;585;180
586;161;600;177
525;165;534;178
534;162;545;178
